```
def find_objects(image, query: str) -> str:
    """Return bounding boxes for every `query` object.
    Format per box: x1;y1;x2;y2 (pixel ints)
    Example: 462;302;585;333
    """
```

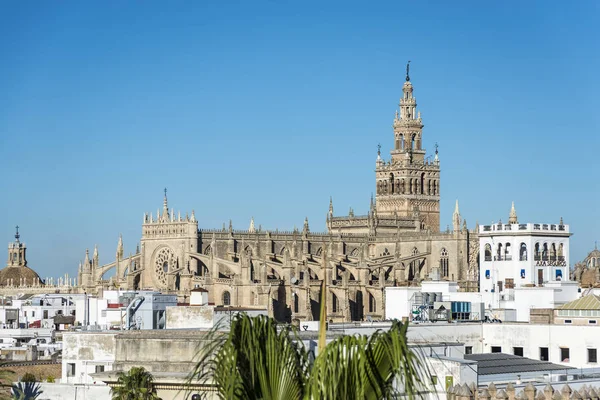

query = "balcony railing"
485;256;492;261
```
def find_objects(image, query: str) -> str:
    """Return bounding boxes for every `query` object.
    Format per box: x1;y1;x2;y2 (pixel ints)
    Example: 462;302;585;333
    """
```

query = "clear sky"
1;1;598;279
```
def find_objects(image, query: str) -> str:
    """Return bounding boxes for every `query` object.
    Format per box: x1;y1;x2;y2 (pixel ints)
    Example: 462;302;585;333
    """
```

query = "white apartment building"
479;218;570;292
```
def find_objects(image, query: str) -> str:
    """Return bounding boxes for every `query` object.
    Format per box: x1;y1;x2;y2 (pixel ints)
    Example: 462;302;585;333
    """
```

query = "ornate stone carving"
154;247;175;286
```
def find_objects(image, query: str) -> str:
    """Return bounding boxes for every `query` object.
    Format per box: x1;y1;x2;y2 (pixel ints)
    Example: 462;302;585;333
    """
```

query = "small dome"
0;266;42;286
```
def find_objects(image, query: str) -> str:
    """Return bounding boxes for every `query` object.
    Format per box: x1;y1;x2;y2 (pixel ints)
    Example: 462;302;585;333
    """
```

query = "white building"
477;205;578;321
479;205;570;292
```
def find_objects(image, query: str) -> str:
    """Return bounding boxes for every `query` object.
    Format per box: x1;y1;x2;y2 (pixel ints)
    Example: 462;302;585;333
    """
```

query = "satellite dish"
290;277;298;285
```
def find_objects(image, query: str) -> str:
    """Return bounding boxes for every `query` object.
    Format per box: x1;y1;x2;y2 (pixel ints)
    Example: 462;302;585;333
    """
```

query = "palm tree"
110;367;160;400
189;314;427;400
11;381;43;400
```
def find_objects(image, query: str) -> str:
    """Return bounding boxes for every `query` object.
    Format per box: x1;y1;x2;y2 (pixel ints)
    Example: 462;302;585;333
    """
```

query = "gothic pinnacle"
509;201;518;224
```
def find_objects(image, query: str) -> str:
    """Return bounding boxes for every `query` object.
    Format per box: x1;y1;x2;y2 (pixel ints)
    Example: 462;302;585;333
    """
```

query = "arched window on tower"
440;248;449;278
222;291;231;306
409;180;413;194
534;243;540;260
420;173;425;194
411;133;416;150
496;243;503;261
485;244;492;261
389;173;395;195
433;181;437;195
505;243;511;261
550;243;556;261
520;243;527;261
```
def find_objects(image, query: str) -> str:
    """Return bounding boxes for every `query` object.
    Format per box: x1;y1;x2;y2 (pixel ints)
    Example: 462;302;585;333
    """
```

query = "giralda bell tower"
375;62;441;232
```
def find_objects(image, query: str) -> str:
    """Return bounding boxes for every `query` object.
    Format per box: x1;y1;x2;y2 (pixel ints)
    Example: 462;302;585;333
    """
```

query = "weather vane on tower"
406;60;411;82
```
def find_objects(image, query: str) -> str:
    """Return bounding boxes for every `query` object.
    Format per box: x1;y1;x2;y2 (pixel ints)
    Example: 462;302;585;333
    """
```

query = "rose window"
154;247;175;286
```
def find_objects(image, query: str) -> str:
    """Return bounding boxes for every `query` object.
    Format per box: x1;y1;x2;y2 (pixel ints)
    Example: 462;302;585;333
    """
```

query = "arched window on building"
485;244;492;261
420;173;426;195
558;244;564;260
496;243;503;261
505;243;511;261
332;293;338;313
294;293;299;313
368;293;376;313
520;243;527;261
550;243;556;261
542;243;549;260
222;291;231;306
389;173;395;195
440;248;449;278
534;243;540;260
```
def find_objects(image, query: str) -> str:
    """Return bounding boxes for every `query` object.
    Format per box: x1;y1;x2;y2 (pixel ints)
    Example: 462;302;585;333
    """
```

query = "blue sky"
1;1;598;278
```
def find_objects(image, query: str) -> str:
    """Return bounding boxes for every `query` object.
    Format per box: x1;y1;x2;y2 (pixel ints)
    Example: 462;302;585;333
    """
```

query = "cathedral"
75;68;480;322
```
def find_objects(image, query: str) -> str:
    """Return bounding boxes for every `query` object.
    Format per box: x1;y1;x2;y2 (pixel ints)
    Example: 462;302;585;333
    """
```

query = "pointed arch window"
368;293;376;313
294;293;299;313
222;291;231;306
440;248;449;278
332;293;338;313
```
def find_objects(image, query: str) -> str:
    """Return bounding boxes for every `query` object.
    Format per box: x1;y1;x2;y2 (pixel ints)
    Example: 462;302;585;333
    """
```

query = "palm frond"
306;320;427;400
189;313;308;400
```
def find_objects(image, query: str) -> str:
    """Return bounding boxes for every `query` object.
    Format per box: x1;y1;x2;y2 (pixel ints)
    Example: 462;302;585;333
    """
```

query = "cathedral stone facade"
77;70;480;322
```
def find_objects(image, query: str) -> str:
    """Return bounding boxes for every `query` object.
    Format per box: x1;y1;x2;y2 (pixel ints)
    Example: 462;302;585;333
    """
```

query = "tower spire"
329;197;334;216
453;200;461;232
14;226;20;243
508;201;518;224
162;188;169;217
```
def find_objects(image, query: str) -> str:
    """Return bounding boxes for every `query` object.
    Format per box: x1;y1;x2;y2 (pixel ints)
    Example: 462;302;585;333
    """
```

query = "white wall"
38;383;110;400
384;287;421;320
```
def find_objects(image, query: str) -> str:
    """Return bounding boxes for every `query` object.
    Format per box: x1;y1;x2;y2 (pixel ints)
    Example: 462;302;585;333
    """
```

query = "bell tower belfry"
375;62;441;232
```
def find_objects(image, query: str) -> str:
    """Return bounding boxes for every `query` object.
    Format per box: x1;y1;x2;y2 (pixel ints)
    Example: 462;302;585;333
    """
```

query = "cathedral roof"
0;266;42;286
588;249;600;259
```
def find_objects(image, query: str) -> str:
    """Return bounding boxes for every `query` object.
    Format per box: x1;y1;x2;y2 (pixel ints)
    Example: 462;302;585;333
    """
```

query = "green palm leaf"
190;315;427;400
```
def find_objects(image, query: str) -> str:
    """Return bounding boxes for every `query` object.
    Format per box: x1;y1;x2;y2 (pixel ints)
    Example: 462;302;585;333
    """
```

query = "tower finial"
14;225;20;242
406;60;411;82
377;143;381;156
509;201;518;224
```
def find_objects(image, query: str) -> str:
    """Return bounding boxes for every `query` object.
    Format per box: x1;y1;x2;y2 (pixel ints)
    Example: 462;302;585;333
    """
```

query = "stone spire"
117;234;124;259
303;217;310;234
93;244;99;266
434;143;439;165
190;210;197;223
509;201;518;224
84;249;90;270
162;188;169;220
329;197;334;218
452;200;461;232
249;217;256;233
376;143;383;167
